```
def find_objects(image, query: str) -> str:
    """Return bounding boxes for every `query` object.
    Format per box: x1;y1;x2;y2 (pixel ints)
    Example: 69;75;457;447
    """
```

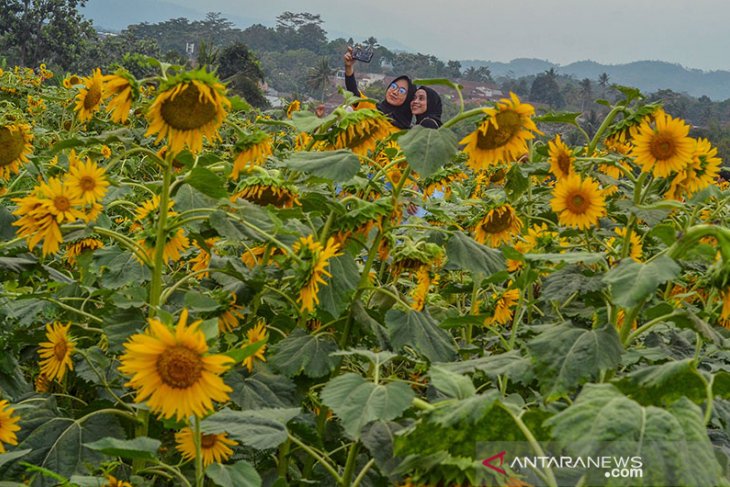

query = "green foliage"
603;256;681;308
385;309;457;362
284;149;360;182
201;408;299;450
0;0;95;69
320;373;414;439
546;384;725;487
269;329;341;378
528;323;623;399
206;461;262;487
399;126;459;178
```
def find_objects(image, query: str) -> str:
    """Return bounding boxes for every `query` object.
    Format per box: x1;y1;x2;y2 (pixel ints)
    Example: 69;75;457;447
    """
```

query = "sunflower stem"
341;442;360;487
586;105;625;156
442;107;487;129
149;159;173;314
194;416;204;487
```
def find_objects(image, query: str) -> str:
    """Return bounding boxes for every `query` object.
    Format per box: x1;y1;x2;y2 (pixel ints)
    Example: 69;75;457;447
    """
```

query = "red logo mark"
482;450;507;475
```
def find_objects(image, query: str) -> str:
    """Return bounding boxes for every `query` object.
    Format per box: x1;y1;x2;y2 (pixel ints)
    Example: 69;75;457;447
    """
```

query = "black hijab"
376;75;416;130
414;86;443;128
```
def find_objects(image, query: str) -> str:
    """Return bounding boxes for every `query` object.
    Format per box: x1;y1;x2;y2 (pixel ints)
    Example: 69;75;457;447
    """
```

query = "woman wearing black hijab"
343;47;415;129
411;86;443;129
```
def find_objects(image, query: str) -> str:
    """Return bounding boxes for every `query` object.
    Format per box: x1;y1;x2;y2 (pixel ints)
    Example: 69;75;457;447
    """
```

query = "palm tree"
307;57;333;102
598;72;610;98
579;78;592;112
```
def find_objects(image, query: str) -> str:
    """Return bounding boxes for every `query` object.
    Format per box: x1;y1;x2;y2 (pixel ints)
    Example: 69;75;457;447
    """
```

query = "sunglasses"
388;82;408;96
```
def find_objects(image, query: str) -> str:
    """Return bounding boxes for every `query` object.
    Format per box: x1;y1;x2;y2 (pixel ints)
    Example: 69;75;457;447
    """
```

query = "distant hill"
461;58;730;101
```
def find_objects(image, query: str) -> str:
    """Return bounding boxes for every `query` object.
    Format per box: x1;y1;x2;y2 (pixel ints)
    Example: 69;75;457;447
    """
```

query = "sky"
102;0;730;71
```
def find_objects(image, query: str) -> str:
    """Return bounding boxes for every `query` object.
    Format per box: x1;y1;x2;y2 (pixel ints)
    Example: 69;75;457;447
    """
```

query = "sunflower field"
0;62;729;487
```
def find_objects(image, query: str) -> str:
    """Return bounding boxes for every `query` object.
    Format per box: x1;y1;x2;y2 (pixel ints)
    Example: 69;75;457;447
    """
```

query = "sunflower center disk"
156;346;204;389
0;127;25;167
568;193;589;214
53;341;67;361
489;169;506;183
54;196;71;212
649;132;677;161
79;176;96;191
484;209;514;233
476;111;521;150
201;434;218;449
160;84;217;131
84;85;102;110
557;154;571;174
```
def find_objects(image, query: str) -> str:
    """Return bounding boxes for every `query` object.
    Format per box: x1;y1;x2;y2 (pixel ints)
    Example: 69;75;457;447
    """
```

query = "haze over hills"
82;2;730;101
461;58;730;101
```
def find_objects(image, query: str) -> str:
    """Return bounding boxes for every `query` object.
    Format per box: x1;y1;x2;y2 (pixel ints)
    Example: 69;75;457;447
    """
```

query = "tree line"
1;2;729;163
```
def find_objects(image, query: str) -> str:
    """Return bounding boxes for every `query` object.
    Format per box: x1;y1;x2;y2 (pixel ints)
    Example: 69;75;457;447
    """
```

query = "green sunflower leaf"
206;461;262;487
320;373;415;440
84;437;160;460
603;256;681;308
269;329;341;378
385;309;457;362
399;125;459;178
613;358;707;405
317;253;359;318
284;149;360;182
183;167;227;199
546;384;724;487
445;231;506;276
527;322;623;399
201;408;300;450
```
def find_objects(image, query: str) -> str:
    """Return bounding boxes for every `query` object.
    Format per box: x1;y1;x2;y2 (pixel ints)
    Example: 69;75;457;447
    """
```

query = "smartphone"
352;45;374;63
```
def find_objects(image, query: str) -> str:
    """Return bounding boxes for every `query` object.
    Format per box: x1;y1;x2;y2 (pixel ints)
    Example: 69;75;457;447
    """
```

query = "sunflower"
670;138;722;198
330;109;396;156
100;145;112;158
138;228;190;265
411;265;439;311
146;71;230;155
65;153;109;204
37;177;87;223
485;288;520;326
175;427;237;467
292;235;342;313
550;174;606;229
605;227;642;262
286;100;301;118
35;372;51;393
473;204;523;247
232;174;300;208
0;123;33;180
38;322;75;382
604;132;633;155
103;475;132;487
231;131;273;179
720;288;730;329
243;320;268;372
548;135;574;179
218;293;244;333
118;309;234;420
0;400;20;453
103;71;136;123
12;204;63;256
63;74;82;88
190;237;218;278
421;165;468;198
65;237;104;265
74;69;105;122
13;179;86;255
631;110;694;178
460;92;540;170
